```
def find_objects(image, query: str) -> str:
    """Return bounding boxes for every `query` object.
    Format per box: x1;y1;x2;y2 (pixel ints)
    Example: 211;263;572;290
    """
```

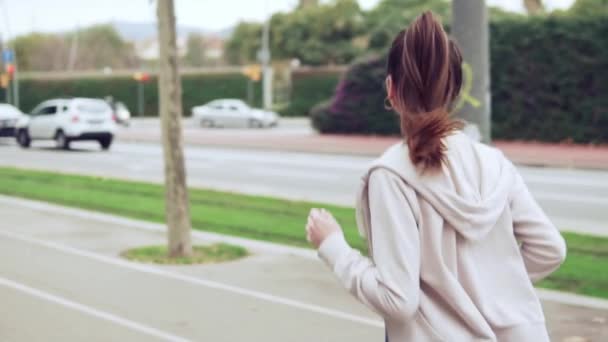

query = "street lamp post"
260;4;272;110
452;0;491;143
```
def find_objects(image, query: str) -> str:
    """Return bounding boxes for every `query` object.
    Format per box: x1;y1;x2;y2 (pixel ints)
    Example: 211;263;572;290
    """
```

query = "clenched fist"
306;208;343;249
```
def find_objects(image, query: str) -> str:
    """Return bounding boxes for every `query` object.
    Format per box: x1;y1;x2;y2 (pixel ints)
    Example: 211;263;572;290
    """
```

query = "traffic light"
5;63;15;78
133;72;151;82
242;65;261;82
0;74;8;88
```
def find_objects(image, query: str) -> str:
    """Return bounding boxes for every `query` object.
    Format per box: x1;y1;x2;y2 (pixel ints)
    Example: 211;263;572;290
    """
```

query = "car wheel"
99;136;113;150
248;119;263;129
55;131;70;150
16;129;31;148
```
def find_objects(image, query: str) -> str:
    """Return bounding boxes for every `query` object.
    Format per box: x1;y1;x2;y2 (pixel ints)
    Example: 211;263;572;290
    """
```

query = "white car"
114;102;131;126
192;99;279;128
15;98;117;150
0;103;25;138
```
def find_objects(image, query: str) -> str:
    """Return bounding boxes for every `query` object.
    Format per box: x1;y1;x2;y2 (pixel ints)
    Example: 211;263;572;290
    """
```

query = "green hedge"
17;73;262;116
279;70;342;116
311;56;398;135
311;14;608;143
490;15;608;143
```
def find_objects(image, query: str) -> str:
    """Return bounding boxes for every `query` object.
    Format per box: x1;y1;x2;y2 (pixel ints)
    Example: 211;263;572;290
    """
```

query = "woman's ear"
385;76;393;99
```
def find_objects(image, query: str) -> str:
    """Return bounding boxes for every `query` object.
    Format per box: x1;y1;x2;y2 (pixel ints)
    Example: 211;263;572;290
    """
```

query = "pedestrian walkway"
118;118;608;170
0;195;607;341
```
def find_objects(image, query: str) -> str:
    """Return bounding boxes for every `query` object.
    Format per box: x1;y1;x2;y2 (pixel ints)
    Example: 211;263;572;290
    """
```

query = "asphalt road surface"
0;139;606;236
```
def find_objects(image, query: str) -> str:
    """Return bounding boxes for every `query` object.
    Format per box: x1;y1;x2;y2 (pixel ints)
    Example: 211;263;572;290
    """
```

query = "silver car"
192;99;278;128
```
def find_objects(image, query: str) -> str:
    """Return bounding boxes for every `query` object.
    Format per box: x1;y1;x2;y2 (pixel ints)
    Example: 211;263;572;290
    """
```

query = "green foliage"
19;73;262;116
184;33;206;67
13;25;138;71
13;33;66;71
310;14;608;143
224;22;263;65
569;0;608;16
490;15;608;143
122;244;248;265
366;0;450;50
280;70;341;116
488;6;526;21
1;166;608;299
271;0;365;65
226;0;366;66
0;167;364;251
311;55;399;135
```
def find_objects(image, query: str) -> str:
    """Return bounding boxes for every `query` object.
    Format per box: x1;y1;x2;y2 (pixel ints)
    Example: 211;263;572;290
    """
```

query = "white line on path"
0;276;191;342
0;229;384;329
1;195;607;311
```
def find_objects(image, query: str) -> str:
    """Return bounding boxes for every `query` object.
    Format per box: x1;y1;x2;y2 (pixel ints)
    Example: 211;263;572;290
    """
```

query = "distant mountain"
111;21;232;42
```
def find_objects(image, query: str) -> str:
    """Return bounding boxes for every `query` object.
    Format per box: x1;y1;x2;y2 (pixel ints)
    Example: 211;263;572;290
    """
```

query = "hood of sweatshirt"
361;132;514;241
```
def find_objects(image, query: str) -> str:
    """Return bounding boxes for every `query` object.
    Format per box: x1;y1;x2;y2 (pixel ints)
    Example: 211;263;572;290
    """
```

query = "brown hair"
387;11;463;171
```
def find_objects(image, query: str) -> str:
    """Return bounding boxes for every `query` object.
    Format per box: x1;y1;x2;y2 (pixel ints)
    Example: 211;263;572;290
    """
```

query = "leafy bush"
280;70;342;116
490;15;608;143
311;55;399;135
311;14;608;143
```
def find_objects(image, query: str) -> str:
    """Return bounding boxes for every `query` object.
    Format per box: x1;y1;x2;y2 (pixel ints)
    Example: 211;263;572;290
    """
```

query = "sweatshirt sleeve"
509;165;567;282
318;169;421;319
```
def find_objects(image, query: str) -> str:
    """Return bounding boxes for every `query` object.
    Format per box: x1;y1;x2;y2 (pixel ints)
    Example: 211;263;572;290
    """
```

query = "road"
0;138;606;236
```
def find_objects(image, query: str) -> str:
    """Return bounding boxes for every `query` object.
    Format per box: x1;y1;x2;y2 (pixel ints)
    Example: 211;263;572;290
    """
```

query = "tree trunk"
156;0;193;257
451;0;492;143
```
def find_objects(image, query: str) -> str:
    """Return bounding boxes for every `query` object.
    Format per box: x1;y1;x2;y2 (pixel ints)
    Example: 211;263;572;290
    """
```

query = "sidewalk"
118;119;608;171
1;195;607;341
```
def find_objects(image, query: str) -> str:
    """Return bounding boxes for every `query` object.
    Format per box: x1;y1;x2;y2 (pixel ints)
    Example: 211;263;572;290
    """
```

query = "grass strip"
1;167;606;299
121;243;248;265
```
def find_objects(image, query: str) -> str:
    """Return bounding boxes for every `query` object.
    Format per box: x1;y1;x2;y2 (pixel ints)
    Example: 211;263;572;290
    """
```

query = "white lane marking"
537;289;608;310
525;175;608;189
0;276;190;342
0;229;384;329
534;192;608;206
4;196;607;313
247;166;351;181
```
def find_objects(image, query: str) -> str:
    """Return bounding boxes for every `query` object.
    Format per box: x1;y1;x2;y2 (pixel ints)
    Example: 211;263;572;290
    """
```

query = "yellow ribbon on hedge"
454;62;482;111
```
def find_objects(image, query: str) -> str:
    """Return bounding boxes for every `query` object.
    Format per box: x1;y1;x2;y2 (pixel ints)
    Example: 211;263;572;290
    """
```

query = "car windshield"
225;101;247;110
75;100;111;114
0;104;22;117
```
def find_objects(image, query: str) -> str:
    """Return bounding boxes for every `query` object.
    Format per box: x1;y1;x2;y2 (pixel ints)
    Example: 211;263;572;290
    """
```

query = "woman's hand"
306;208;343;249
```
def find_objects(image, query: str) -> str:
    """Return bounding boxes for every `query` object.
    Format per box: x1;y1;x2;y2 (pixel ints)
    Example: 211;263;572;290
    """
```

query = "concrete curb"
0;194;318;260
1;194;607;311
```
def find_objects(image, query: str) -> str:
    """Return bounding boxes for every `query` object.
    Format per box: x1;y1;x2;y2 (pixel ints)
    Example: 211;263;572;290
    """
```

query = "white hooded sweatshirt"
318;132;567;341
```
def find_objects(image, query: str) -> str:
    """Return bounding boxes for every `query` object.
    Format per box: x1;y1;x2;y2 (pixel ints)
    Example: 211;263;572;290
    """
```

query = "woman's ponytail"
387;11;464;171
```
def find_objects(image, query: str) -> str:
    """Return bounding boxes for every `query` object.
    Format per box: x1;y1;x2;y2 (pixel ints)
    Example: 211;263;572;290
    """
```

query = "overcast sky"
0;0;576;39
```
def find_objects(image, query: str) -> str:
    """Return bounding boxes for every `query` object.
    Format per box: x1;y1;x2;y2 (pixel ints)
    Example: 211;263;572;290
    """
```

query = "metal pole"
12;59;18;108
261;1;272;110
138;81;144;117
0;34;4;104
5;79;10;104
247;79;254;106
452;0;491;143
